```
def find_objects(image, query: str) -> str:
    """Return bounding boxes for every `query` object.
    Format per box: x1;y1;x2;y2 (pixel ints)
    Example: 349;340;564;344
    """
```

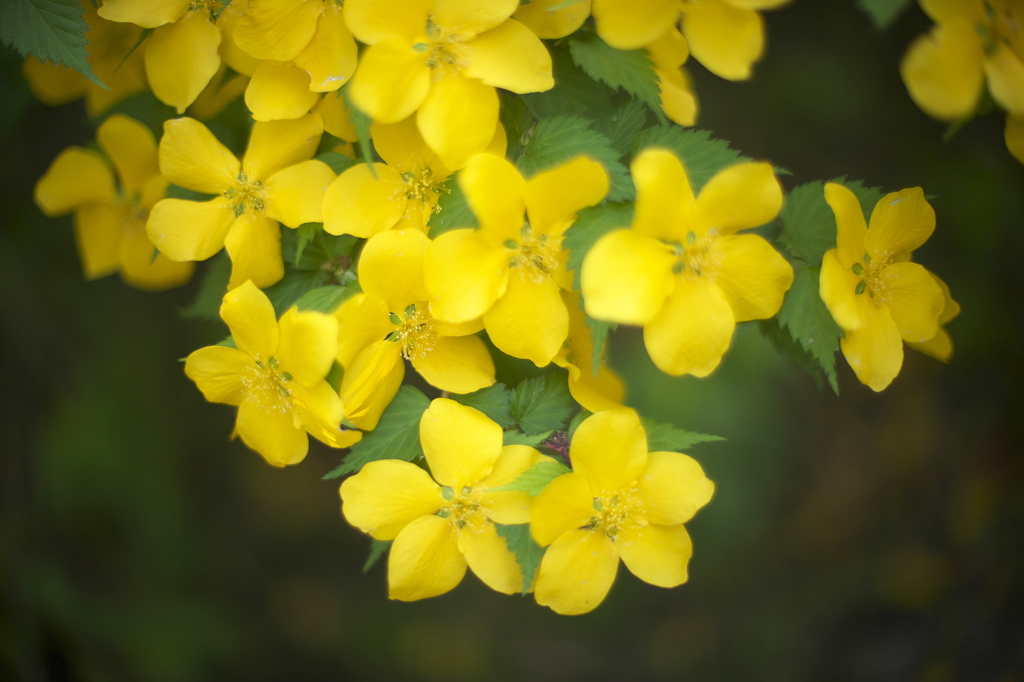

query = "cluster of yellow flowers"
26;0;959;613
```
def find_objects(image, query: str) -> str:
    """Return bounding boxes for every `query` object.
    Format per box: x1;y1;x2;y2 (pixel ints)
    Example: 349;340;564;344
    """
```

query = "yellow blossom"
581;148;792;377
530;408;714;615
340;398;554;600
514;0;592;39
553;291;626;413
819;183;947;391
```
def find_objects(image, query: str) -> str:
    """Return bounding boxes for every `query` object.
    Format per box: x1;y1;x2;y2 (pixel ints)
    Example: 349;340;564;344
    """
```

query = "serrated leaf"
511;372;575;435
521;46;616;121
452;383;514;427
295;281;360;314
342;85;375;173
325;361;343;393
517;115;632;201
593;98;647;157
180;252;230;321
428;175;477;237
502;430;552;447
563;202;634;290
856;0;911;28
322;386;431;479
778;181;834;266
586;315;616;377
758;318;830;392
490;459;570;494
495;523;545;594
1;0;104;87
281;226;358;271
775;263;841;394
315;151;357;175
362;538;391;574
292;223;320;266
641;418;724;452
566;409;590;442
264;267;332;315
499;90;534;161
568;32;662;119
634;126;747;193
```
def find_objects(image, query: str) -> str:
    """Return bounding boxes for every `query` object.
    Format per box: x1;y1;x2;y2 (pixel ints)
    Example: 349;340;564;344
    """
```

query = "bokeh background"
2;2;1022;680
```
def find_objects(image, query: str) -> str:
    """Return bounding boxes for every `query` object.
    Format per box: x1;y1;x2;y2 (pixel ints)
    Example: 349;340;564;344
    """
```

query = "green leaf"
563;201;634;289
586;315;616;377
778;181;834;266
322;386;431;479
502;430;552;447
775;263;842;394
490;459;569;494
428;175;477;237
452;383;514;428
499;90;535;161
641;418;724;452
517;115;632;202
593;98;647;157
511;372;575;435
836;177;885;220
568;32;662;119
856;0;911;28
315;151;358;175
325;361;343;393
281;225;358;271
633;126;747;193
102;92;177;135
567;409;590;442
164;184;213;202
362;538;391;574
216;335;236;348
520;46;616;121
180;253;230;321
295;281;360;314
0;0;104;87
264;267;331;315
495;524;545;594
292;223;320;266
342;85;375;172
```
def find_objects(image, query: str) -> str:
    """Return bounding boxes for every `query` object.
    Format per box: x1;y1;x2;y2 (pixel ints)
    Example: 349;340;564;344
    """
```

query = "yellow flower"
819;183;947;391
530;408;714;615
514;0;592;39
907;274;960;362
34;114;193;290
147;113;332;289
647;26;699;126
424;154;609;367
553;291;625;413
344;0;553;169
333;229;496;430
340;398;554;601
185;280;360;467
901;0;1024;121
581;148;792;377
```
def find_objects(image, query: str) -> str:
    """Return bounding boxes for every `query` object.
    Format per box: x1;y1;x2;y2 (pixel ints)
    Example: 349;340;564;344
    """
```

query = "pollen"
439;485;489;533
401;167;445;218
589;488;646;538
224;171;268;217
422;22;469;79
856;250;894;304
239;356;293;414
673;230;722;282
392;303;438;361
508;224;562;283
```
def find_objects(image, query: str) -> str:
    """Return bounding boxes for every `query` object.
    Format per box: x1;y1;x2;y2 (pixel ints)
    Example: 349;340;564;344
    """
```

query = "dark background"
2;2;1022;680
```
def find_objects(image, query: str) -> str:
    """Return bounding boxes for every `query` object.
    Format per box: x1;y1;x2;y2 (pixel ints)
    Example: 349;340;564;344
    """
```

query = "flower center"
507;224;562;283
438;485;489;533
978;1;1024;57
420;22;468;79
240;356;293;414
190;0;229;21
400;167;446;221
671;230;721;282
851;251;893;305
387;303;437;361
589;488;645;538
117;194;148;236
224;172;267;217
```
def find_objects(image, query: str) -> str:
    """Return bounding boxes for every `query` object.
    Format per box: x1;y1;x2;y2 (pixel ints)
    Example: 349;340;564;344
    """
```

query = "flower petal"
657;66;700;127
145;13;221;114
244;61;319;122
322;163;407;238
348;40;431;124
570;408;648;497
334;293;393;368
481;445;552;525
339;340;405;431
530;473;595;547
420;398;503;489
96;114;159;195
425;229;509;323
35;148;115;216
907;327;953;362
714;233;794;322
292;380;345;439
73;205;121;279
417;74;499;171
900;23;984;120
459;521;523;594
514;0;591;39
865;187;935;258
693;161;782;235
224;213;285;289
614;523;692;588
264;159;335;228
236;397;308;467
184;345;250;406
819;248;865;331
643;277;735;377
459;153;526;244
117;221;195;290
146;197;236;262
569;364;625;414
159;117;239;194
314;92;357;142
97;0;188;28
388;515;467;601
681;0;762;81
484;271;568;367
243;113;324;181
840;300;903;392
358;228;430;312
581;229;675;325
276;307;339;385
635;451;714;526
219;279;279;359
432;0;518;35
631;147;694;242
340;459;445;540
344;0;430;44
524;156;609;234
412;334;495;394
824;182;867;269
534;528;618;615
879;262;945;343
985;44;1024;116
233;0;322;62
464;19;554;93
295;6;359;91
592;0;679;50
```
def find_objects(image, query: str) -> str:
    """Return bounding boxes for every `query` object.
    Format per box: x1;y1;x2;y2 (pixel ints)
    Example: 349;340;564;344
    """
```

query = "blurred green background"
2;2;1022;680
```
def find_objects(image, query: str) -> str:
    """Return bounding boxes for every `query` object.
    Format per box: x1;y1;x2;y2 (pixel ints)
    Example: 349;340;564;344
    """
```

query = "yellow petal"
569;365;626;414
73;205;121;279
459;521;523;594
117;218;195;290
464;19;554;93
714;234;794;322
919;0;985;23
459;153;526;244
635;451;714;526
514;0;591;39
371;115;439;172
295;6;358;92
819;248;865;332
35;148;115;216
840;300;903;392
932;273;961;325
244;62;319;122
146;196;235;261
322;163;407;238
242;113;324;181
343;0;430;44
534;528;618;615
648;26;689;70
880;262;945;343
984;44;1024;116
657;66;700;127
484;271;568;367
431;0;519;36
159;117;239;194
276;307;339;385
865;187;935;258
420;398;503;489
359;228;430;312
348;40;431;124
22;57;87;106
524;156;609;234
1007;115;1024;163
264;159;335;228
145;13;222;114
313;92;357;141
236;397;308;466
233;0;322;62
216;4;261;76
334;293;393;368
631;148;694;242
907;327;953;362
530;472;595;547
900;23;984;120
581;229;675;325
96;114;159;196
339;340;405;431
425;229;509;323
681;0;762;81
220;279;279;359
340;459;445;540
643;277;735;377
693;161;782;235
293;380;346;444
570;408;648;497
824;182;868;269
592;0;680;50
184;345;250;406
614;523;692;588
481;445;553;524
225;213;285;289
417;74;499;171
388;515;467;601
97;0;189;28
412;334;496;394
